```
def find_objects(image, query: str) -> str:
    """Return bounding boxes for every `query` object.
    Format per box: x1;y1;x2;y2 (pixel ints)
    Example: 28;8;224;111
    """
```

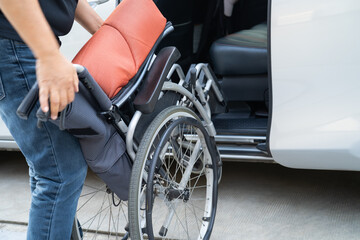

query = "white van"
2;0;360;173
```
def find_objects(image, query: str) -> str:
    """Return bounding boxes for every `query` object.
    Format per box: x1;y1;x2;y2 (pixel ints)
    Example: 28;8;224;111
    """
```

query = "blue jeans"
0;38;87;239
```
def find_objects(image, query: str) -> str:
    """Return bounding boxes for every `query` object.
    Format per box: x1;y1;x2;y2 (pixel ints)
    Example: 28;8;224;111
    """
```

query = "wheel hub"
165;187;190;202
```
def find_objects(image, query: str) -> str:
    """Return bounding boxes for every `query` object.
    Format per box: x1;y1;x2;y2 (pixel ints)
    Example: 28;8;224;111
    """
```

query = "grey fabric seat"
210;23;267;76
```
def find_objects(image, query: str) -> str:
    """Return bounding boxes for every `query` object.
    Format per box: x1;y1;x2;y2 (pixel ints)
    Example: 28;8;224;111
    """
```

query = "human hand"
36;51;79;120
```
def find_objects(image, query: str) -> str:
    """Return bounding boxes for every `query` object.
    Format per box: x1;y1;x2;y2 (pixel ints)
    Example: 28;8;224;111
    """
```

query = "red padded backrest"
72;0;167;99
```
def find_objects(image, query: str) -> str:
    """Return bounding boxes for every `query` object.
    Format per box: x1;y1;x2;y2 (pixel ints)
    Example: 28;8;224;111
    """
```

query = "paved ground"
1;151;360;239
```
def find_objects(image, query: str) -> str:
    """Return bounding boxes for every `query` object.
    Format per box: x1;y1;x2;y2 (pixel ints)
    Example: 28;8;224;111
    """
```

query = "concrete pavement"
1;151;360;239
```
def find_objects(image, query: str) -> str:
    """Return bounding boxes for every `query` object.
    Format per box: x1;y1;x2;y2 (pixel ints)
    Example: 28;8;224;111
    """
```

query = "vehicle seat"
209;23;268;102
210;23;267;75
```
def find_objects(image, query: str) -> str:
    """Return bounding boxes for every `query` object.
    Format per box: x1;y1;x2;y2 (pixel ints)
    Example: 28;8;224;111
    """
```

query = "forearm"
75;0;103;34
0;0;59;59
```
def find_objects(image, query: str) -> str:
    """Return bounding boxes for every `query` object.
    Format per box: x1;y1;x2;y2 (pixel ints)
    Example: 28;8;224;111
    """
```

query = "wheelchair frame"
111;61;223;240
70;34;223;240
124;62;224;162
113;54;223;238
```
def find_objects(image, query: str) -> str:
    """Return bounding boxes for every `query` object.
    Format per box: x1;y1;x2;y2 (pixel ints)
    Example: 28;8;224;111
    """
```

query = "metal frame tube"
167;64;186;81
126;111;142;160
162;81;216;137
195;63;224;103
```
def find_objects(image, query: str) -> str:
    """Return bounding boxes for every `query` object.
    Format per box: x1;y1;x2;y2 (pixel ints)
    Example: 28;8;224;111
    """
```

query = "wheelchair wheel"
129;106;219;240
71;170;129;239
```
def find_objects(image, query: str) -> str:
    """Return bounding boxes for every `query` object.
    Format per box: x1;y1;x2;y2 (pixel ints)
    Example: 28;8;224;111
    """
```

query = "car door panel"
270;0;360;170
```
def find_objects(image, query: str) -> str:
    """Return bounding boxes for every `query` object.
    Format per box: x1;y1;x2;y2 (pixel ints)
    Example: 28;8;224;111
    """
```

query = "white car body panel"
0;0;116;150
0;120;17;149
60;0;117;60
270;0;360;170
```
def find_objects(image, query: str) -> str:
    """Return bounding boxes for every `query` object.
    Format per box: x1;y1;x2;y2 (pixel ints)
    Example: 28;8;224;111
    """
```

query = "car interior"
154;0;271;161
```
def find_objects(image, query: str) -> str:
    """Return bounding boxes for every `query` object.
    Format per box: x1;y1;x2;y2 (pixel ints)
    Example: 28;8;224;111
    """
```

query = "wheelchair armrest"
133;46;181;114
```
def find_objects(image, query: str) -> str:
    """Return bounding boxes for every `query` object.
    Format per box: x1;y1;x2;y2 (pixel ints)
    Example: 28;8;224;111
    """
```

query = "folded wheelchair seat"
73;0;166;99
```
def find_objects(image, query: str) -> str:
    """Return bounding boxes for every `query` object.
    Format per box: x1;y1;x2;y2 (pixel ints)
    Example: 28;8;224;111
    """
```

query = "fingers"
39;86;49;113
67;86;75;104
59;89;68;112
49;90;60;120
73;70;79;93
67;74;76;105
39;82;76;120
50;83;77;120
35;54;79;120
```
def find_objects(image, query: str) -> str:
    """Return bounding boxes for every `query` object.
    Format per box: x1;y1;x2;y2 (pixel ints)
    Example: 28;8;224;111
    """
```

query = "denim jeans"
0;38;87;239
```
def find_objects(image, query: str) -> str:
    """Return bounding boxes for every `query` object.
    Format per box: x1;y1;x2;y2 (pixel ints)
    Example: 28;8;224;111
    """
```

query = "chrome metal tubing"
162;81;216;137
220;154;274;161
217;145;265;153
73;64;85;73
195;63;224;103
116;119;128;134
195;80;211;118
126;110;142;161
215;135;266;144
167;63;186;81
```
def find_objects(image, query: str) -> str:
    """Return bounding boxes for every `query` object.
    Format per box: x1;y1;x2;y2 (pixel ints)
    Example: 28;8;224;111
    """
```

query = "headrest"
72;0;167;99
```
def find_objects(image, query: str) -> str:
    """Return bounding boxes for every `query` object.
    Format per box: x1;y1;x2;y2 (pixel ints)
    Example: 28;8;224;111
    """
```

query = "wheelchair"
66;62;223;240
71;0;270;239
65;55;223;240
68;24;222;240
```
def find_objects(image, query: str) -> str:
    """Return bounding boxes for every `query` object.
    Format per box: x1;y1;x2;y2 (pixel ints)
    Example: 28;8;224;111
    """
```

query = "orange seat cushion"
72;0;166;99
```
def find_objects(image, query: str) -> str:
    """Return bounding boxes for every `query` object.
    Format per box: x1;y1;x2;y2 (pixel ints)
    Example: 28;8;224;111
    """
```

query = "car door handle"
88;0;109;8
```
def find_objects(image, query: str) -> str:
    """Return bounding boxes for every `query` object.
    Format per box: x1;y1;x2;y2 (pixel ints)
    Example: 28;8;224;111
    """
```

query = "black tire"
129;106;218;240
